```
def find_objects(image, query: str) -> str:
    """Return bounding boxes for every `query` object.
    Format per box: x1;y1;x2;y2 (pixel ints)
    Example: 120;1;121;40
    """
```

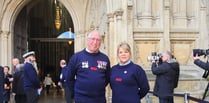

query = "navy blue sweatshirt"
110;61;150;103
67;49;110;103
24;62;40;89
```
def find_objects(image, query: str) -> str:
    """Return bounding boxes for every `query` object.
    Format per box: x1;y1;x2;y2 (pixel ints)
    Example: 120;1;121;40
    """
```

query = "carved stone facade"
0;0;209;102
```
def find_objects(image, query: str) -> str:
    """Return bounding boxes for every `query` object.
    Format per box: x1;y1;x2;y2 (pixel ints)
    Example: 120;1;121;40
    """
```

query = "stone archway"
0;0;81;67
16;0;76;80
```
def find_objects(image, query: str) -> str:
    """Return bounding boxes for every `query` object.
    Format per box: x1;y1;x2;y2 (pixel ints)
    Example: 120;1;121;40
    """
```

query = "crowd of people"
0;30;208;103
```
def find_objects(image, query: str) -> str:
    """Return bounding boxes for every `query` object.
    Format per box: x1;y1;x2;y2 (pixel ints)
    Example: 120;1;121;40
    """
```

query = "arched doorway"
13;0;74;81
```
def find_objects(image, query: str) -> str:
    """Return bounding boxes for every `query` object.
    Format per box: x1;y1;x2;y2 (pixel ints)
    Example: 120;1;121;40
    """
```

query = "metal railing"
145;91;209;103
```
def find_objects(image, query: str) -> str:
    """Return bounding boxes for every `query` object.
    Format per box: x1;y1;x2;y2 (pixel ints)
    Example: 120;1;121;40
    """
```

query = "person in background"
3;66;13;103
193;53;209;71
67;30;111;103
193;53;209;100
23;51;41;103
110;42;150;103
12;64;26;103
0;66;4;103
58;59;73;103
43;73;53;94
12;58;20;73
151;51;180;103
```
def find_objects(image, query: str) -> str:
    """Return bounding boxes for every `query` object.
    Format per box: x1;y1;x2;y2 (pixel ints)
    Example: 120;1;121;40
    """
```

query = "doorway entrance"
13;0;74;81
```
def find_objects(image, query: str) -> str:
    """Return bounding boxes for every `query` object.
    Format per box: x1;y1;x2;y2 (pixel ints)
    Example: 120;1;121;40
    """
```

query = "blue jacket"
60;66;69;88
24;62;40;89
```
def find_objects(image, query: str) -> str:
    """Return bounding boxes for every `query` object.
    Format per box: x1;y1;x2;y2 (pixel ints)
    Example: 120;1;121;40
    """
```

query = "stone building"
0;0;209;102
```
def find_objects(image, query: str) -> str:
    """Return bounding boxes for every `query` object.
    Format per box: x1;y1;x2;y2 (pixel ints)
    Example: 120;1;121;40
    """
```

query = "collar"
119;60;131;66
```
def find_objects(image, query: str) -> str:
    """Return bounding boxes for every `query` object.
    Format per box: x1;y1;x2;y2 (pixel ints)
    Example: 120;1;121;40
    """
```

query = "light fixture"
68;41;72;45
55;1;61;30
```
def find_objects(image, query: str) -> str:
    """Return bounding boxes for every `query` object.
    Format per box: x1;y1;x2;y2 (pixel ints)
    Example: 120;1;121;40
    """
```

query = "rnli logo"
90;67;97;71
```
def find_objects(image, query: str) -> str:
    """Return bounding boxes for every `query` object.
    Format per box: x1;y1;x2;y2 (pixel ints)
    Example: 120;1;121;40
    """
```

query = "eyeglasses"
88;37;101;42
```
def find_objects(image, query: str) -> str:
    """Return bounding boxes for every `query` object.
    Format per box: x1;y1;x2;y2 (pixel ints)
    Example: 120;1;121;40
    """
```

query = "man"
12;64;26;103
67;30;111;103
12;58;20;73
23;51;41;103
58;59;73;103
193;54;209;100
0;66;3;103
151;51;180;103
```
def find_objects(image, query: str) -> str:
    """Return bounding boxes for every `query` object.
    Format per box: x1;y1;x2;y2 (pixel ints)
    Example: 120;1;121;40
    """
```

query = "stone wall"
0;0;209;102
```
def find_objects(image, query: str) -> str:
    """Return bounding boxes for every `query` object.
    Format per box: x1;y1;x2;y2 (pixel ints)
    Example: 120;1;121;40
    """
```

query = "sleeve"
194;59;209;71
105;58;111;86
12;73;18;93
66;54;77;94
135;66;150;99
174;63;180;88
151;62;170;75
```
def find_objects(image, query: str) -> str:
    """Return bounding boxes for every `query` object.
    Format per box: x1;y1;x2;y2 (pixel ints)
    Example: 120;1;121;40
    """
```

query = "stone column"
106;13;114;103
199;4;208;48
113;0;122;11
137;0;152;27
173;0;187;28
107;13;116;65
162;0;170;51
143;0;151;16
152;0;161;27
114;10;123;42
135;0;142;28
0;31;9;66
106;0;112;13
74;30;85;52
127;0;135;60
187;0;197;28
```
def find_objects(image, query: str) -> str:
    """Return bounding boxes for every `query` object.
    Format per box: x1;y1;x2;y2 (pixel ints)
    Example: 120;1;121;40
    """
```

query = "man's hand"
193;54;199;60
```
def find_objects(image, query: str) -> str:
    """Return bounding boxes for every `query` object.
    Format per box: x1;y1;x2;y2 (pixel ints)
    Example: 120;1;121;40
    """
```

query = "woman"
3;66;13;103
110;42;150;103
44;74;53;94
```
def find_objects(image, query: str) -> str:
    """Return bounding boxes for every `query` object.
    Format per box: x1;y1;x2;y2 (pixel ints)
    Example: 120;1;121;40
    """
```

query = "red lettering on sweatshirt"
90;67;97;71
115;77;122;82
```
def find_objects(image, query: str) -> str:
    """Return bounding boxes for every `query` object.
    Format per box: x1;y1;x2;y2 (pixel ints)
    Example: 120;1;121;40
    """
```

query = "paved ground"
8;88;66;103
39;88;66;103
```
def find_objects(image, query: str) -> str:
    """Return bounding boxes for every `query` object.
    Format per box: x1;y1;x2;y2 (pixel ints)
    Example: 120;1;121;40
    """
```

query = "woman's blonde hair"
117;42;131;54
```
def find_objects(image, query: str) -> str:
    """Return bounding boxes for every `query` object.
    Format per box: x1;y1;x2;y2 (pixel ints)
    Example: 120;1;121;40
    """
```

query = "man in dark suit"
12;64;26;103
0;66;4;103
